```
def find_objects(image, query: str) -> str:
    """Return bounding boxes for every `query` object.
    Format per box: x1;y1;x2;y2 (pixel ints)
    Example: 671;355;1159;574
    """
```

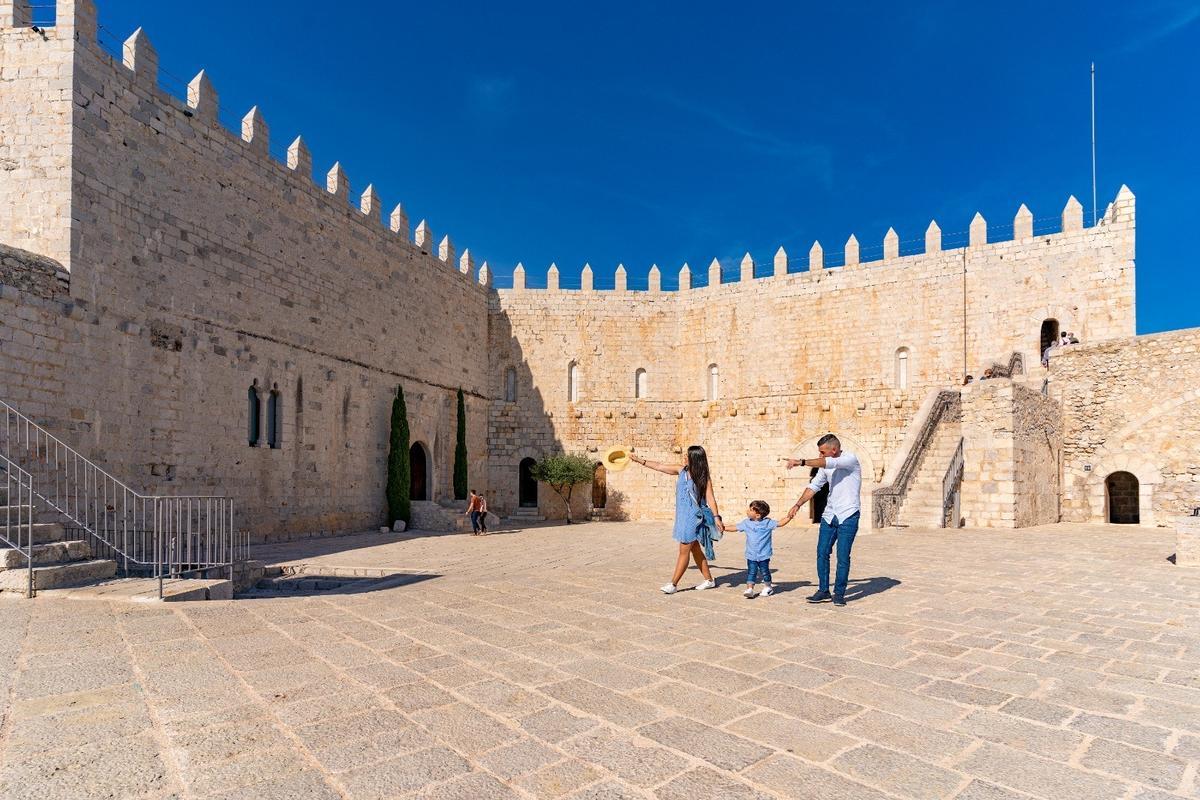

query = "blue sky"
73;0;1200;333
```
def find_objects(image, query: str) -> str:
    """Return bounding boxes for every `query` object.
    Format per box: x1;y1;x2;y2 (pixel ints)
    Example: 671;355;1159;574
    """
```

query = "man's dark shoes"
806;590;831;603
832;595;847;607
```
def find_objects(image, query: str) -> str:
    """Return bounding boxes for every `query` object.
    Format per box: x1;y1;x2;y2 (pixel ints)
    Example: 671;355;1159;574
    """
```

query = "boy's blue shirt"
735;517;777;561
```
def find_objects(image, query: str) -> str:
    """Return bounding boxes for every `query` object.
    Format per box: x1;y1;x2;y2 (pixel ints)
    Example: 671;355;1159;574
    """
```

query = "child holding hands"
720;500;794;597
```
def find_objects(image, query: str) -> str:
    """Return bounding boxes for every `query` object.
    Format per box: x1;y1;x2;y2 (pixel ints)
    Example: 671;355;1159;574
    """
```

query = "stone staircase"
508;508;545;523
896;421;963;528
1;398;241;601
0;487;118;596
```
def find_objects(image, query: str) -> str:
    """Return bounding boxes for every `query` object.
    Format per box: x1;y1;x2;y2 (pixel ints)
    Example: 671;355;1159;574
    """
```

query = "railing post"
155;497;163;600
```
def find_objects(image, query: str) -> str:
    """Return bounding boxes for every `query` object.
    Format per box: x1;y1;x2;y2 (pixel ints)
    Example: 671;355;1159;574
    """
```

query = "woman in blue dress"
630;445;724;594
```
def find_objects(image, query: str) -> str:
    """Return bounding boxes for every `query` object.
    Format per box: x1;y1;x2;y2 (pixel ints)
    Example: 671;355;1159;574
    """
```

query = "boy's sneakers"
760;585;774;597
807;590;832;603
832;594;847;606
660;583;677;594
694;579;716;591
743;587;756;598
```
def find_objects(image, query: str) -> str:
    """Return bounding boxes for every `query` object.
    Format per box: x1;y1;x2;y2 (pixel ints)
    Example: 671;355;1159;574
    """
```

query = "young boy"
720;500;794;597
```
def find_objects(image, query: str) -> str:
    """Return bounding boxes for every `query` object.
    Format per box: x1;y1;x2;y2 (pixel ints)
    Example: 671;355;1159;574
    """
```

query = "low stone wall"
0;244;68;299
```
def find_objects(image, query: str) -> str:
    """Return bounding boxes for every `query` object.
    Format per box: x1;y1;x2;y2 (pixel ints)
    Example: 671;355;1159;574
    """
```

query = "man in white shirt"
786;433;862;607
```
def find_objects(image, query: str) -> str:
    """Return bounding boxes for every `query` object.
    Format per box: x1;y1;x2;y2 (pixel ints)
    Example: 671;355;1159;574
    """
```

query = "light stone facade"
2;0;1196;537
489;190;1135;524
1;2;491;538
1053;327;1200;527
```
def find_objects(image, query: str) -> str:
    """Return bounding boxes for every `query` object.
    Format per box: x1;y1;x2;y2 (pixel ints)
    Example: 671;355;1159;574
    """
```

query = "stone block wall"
490;192;1133;522
0;4;80;265
1054;327;1200;526
959;381;1063;528
0;3;492;538
0;1;1162;535
1012;384;1063;527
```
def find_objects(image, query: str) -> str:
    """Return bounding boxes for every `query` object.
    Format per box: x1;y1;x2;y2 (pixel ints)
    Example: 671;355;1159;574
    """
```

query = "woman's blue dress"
672;467;702;543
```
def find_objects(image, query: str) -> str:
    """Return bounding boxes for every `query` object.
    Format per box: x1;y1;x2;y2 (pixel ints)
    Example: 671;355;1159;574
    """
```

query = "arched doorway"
1105;471;1139;524
592;463;607;510
410;443;429;501
809;467;828;523
519;457;538;508
1040;319;1060;358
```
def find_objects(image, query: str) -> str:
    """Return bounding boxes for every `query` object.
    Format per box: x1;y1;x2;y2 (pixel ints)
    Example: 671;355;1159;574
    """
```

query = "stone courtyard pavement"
1;522;1198;800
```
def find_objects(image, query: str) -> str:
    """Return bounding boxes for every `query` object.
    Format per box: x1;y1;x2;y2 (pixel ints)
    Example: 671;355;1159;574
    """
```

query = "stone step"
37;576;233;602
33;559;117;590
30;522;69;545
0;504;35;522
0;558;117;595
0;539;90;569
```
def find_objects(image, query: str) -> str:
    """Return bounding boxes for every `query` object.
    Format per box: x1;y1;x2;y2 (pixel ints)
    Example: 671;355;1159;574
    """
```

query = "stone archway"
519;457;538;508
410;442;430;501
1026;306;1077;368
1084;451;1161;527
1105;471;1139;524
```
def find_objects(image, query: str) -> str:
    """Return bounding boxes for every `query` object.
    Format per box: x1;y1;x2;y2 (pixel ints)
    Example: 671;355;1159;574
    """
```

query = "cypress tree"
453;388;468;501
386;385;411;525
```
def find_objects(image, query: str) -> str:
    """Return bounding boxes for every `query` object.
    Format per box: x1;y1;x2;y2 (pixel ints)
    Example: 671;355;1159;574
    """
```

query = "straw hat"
602;445;633;472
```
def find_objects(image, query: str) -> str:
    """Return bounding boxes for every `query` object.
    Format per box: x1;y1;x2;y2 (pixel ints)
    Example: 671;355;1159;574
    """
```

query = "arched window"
707;364;719;401
635;368;648;399
895;347;910;391
247;382;261;446
266;384;281;449
505;367;518;402
568;361;580;402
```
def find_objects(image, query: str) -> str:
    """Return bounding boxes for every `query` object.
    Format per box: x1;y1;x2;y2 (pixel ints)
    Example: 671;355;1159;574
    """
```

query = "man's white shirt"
807;452;862;523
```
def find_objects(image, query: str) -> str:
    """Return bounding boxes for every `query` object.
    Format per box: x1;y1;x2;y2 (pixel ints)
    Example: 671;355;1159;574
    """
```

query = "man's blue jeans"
817;512;860;597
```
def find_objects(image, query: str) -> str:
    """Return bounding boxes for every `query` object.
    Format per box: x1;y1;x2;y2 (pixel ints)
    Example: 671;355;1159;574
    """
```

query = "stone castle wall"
0;3;492;537
489;196;1135;523
1054;328;1200;527
4;0;1177;538
0;3;75;265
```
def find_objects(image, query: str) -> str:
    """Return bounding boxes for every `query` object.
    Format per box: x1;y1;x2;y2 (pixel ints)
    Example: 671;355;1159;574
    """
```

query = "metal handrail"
984;351;1025;379
0;400;243;597
941;438;964;529
0;455;36;597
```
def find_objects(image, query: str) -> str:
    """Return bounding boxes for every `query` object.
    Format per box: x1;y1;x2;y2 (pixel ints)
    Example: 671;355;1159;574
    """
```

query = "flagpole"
1091;62;1097;225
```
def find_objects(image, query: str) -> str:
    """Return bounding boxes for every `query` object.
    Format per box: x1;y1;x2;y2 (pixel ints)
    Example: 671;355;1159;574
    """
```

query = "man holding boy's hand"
786;433;862;607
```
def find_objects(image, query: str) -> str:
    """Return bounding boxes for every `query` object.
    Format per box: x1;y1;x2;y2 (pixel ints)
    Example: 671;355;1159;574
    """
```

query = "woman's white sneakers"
761;585;774;596
743;587;757;598
694;579;716;591
660;583;678;594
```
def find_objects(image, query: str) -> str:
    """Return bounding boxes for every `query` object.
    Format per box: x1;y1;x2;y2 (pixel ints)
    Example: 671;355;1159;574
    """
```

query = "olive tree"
530;453;595;524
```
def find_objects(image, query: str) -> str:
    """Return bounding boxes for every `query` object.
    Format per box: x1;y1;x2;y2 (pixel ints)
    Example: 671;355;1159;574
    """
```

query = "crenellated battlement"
500;187;1134;294
1;0;492;287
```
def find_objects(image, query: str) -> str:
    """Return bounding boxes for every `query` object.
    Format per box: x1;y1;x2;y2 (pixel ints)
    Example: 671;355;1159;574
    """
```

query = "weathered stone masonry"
1;1;491;537
489;192;1136;523
3;0;1197;535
